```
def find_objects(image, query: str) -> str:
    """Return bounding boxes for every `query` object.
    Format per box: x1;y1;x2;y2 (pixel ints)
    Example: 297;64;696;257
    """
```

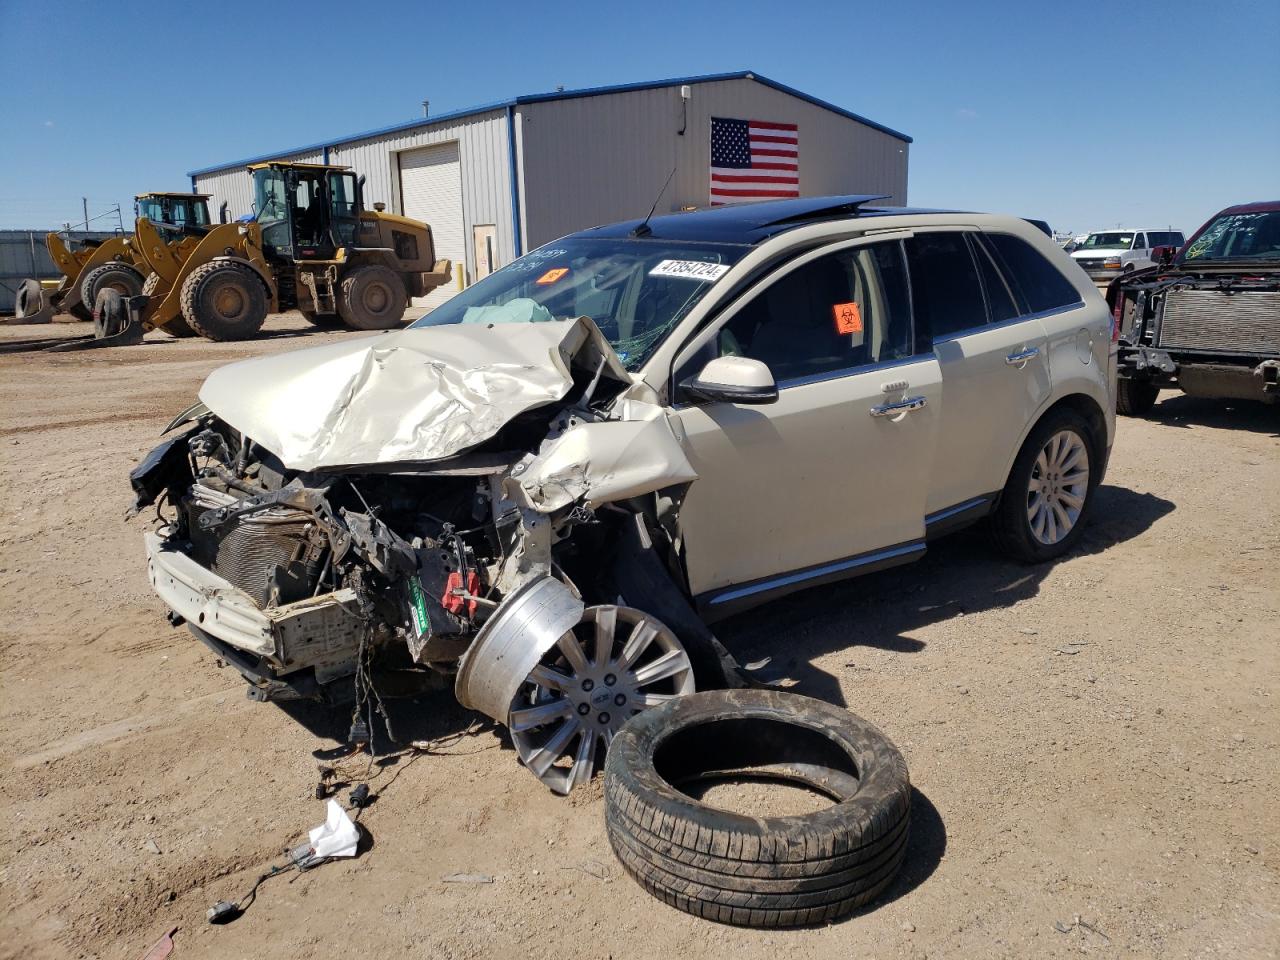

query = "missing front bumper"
145;529;364;688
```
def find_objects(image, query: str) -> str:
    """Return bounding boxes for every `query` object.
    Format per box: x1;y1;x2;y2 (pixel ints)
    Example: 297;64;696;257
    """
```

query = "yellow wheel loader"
111;162;451;344
12;193;211;326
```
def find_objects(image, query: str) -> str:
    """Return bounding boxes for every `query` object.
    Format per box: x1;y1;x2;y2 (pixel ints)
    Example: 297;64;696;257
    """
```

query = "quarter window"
984;234;1082;314
713;241;913;383
904;232;987;340
970;236;1020;324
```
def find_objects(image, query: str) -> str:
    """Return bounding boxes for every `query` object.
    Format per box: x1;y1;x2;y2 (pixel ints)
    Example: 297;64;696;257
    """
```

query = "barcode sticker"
649;260;731;282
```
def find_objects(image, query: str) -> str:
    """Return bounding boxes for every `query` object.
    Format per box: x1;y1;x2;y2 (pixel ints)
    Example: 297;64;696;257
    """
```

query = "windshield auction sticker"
649;260;731;282
536;267;569;285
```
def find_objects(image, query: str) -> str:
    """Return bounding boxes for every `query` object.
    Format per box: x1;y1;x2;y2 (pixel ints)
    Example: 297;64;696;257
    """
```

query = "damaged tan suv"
133;196;1116;793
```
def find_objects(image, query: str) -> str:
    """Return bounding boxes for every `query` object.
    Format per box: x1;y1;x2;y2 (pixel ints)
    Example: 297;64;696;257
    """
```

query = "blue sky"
2;0;1276;235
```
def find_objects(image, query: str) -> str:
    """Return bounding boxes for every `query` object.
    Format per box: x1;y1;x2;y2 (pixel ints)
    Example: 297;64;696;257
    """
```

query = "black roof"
576;195;961;245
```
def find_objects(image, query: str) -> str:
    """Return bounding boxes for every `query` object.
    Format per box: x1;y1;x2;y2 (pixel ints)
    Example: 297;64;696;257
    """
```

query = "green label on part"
408;578;430;638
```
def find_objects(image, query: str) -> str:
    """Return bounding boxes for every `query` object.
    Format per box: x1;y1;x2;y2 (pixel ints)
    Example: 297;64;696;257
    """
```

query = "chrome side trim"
703;540;925;610
925;496;991;526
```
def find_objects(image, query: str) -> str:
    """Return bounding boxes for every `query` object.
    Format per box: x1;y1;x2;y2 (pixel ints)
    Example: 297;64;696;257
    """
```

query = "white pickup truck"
1071;228;1185;281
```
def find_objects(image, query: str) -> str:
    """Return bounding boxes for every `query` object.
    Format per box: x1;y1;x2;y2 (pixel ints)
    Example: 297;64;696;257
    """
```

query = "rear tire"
79;261;144;311
990;408;1098;563
338;264;408;330
1116;377;1158;416
180;261;268;341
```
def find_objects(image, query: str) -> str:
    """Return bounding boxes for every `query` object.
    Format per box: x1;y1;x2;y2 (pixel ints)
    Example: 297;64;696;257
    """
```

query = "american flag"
710;117;800;205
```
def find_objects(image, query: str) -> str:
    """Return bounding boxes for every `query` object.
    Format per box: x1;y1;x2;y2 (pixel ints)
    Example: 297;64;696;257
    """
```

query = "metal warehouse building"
189;70;911;309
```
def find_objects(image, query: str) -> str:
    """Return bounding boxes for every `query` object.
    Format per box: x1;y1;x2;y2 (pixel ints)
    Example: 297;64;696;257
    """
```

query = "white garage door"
399;142;463;313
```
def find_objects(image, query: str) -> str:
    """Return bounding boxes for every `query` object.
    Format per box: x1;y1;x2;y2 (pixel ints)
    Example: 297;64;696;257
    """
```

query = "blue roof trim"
186;71;910;178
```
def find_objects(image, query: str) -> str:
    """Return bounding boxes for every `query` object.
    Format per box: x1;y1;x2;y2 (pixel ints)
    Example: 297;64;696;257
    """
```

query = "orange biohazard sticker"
833;301;863;334
536;267;569;285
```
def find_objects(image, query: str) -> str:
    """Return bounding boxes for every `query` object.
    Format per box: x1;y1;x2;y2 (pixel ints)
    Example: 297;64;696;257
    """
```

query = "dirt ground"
1;315;1277;960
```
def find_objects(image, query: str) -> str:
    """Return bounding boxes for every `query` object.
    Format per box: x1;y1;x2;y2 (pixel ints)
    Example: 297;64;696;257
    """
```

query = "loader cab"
250;162;362;263
135;193;212;237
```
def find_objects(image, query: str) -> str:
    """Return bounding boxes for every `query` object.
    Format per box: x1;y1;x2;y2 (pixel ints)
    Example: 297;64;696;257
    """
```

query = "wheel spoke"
1034;450;1049;478
510;697;573;732
631;649;690;687
568;727;597;790
1059;445;1086;473
527;663;574;694
1059;490;1085;510
1031;503;1048;539
1045;503;1058;542
615;620;659;671
1051;499;1072;534
556;630;590;675
527;717;581;777
592;606;616;666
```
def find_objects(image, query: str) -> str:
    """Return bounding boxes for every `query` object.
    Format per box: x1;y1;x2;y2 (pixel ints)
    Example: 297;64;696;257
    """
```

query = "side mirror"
679;355;777;405
1151;244;1177;266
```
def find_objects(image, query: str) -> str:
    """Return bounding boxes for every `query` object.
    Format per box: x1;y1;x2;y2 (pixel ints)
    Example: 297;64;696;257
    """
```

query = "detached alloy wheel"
510;604;696;795
991;408;1098;562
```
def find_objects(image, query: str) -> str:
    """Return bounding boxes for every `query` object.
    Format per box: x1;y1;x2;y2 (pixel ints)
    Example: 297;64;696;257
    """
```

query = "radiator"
1159;289;1280;355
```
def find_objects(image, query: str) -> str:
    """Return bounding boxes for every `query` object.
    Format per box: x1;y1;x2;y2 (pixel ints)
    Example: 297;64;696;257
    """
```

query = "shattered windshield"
411;237;748;370
1182;211;1280;262
1081;232;1134;249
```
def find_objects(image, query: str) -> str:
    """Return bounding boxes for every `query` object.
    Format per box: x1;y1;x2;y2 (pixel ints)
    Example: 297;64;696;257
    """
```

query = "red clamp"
442;570;481;618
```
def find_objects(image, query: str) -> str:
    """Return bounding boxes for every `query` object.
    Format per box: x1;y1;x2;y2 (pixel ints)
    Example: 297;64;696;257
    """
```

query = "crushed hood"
198;317;630;471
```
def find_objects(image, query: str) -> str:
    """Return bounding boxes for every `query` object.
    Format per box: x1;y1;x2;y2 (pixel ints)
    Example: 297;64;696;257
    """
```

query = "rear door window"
984;233;1083;314
904;232;987;342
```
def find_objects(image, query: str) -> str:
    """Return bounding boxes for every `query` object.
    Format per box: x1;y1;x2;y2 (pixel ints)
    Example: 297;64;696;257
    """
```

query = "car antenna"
631;166;676;238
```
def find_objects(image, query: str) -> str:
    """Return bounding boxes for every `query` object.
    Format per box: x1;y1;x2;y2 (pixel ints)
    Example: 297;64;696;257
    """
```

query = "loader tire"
338;264;408;330
1116;377;1158;417
93;289;129;338
79;261;144;312
180;261;268;342
142;273;195;338
604;690;911;928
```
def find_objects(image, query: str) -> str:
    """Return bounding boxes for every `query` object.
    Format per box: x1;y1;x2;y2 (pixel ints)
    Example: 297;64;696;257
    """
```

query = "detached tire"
14;279;49;320
990;407;1099;563
78;261;144;311
604;690;911;928
1116;377;1158;416
180;261;268;341
338;264;408;330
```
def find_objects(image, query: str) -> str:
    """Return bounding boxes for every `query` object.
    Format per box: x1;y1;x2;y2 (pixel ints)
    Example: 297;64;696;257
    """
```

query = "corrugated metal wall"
192;112;512;283
0;230;117;314
517;77;909;249
328;110;513;279
194;149;326;224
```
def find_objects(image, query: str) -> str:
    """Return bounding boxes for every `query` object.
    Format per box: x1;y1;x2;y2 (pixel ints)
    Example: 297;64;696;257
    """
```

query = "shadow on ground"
714;483;1176;707
1143;393;1279;436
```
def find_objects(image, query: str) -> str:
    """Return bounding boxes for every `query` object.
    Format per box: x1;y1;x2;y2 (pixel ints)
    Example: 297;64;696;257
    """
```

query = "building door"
399;142;463;314
473;224;498;280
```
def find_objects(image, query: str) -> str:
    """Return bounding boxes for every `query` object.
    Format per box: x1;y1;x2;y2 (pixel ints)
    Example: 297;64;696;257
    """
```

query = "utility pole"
82;197;89;231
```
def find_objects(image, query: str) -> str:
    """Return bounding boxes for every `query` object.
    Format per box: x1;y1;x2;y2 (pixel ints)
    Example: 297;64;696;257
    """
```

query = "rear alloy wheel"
180;261;268;341
1116;377;1159;416
78;261;145;311
338;264;408;330
510;605;696;795
991;409;1097;563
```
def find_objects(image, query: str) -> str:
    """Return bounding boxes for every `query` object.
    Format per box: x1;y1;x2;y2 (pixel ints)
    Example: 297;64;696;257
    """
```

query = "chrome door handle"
1006;346;1040;366
870;396;927;418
